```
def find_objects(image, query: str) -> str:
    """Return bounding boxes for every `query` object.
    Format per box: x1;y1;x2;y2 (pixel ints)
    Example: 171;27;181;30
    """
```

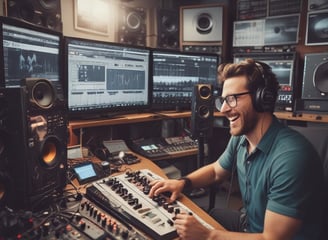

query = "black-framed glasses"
215;91;252;111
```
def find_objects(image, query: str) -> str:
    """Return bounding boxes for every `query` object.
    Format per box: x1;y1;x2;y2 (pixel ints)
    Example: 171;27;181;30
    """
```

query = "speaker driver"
196;13;213;34
29;79;55;108
199;85;212;99
126;11;142;31
198;105;210;118
40;136;60;168
313;61;328;93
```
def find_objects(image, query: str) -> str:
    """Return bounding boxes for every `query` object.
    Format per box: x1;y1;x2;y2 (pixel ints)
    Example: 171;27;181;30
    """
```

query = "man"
149;59;324;240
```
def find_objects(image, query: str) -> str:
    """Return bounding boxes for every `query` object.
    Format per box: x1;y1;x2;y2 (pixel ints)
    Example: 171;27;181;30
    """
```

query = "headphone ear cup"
254;87;275;112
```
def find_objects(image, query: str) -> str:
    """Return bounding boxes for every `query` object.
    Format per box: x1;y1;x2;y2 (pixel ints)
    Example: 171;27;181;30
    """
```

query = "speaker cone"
198;105;210;118
196;13;213;34
313;61;328;94
40;136;60;168
30;79;55;108
199;85;212;99
126;11;142;31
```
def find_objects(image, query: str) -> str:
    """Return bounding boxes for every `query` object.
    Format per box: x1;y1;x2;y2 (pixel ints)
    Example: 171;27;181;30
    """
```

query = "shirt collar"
240;116;282;156
256;116;281;155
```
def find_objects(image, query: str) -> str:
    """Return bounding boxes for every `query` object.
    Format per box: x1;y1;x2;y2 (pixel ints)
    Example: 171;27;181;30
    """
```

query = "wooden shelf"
69;110;328;132
69;111;193;130
68;110;328;146
274;111;328;123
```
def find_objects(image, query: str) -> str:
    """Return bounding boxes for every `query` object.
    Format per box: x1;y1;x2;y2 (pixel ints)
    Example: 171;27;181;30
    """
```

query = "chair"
289;125;328;240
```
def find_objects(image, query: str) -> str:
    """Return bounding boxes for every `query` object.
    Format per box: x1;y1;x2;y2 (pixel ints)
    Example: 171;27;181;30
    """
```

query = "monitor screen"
151;49;219;111
64;37;151;119
0;17;64;99
233;53;298;111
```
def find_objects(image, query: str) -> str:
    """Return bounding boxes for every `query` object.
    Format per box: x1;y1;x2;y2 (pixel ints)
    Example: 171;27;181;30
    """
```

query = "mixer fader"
86;169;213;240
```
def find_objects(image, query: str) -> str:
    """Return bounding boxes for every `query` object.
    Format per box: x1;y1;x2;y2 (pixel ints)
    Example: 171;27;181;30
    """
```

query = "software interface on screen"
152;51;218;110
2;22;63;96
66;38;150;115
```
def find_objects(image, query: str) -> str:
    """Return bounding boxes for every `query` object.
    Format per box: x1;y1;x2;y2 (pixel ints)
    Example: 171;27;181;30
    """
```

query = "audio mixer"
86;169;213;240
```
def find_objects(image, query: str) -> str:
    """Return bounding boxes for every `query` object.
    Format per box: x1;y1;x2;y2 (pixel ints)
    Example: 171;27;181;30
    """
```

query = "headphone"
253;61;276;112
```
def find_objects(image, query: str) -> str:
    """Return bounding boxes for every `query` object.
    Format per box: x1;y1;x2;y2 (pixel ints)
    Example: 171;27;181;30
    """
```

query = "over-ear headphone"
253;61;276;112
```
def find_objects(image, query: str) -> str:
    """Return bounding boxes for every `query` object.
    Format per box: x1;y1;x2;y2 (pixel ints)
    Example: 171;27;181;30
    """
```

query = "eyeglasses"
215;91;252;111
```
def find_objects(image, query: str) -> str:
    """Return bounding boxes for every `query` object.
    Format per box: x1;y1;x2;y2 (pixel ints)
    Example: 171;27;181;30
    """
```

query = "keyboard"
128;136;198;160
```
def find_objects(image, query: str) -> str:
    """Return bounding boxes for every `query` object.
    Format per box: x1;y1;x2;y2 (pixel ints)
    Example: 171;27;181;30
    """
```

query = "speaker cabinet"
191;84;214;139
156;9;179;49
117;5;146;47
5;0;62;32
0;78;67;210
300;52;328;112
180;4;223;43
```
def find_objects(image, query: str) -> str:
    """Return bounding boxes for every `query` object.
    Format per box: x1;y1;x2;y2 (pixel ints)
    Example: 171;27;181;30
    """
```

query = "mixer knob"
93;209;98;218
143;185;150;194
167;206;174;213
167;219;174;226
97;212;102;222
121;229;129;239
102;217;107;227
175;208;180;215
79;220;86;230
133;203;142;210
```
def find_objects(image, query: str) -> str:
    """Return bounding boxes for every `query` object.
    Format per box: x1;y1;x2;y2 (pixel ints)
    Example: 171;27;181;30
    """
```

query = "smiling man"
149;59;324;240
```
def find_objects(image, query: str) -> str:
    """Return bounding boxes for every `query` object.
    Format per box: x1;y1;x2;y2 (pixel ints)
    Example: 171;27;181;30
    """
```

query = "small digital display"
73;162;98;184
141;144;158;151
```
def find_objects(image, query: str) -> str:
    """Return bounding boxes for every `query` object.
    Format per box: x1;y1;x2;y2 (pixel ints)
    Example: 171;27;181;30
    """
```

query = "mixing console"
78;197;150;240
86;169;213;240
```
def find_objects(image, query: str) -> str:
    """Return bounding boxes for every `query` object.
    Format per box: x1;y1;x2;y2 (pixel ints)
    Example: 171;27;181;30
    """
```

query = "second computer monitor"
152;49;219;111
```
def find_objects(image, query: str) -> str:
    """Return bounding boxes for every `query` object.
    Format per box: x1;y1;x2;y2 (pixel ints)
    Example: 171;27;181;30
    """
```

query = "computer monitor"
0;16;64;99
64;37;151;119
234;52;299;112
151;49;219;111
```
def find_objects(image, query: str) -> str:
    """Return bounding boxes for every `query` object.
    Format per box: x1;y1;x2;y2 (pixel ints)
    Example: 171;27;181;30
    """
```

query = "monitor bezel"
0;16;64;89
63;36;152;120
151;48;219;111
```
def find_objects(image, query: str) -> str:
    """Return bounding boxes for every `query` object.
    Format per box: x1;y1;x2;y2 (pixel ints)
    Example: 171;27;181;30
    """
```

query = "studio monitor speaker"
156;9;179;49
5;0;62;32
300;52;328;112
302;53;328;100
180;4;223;43
118;5;146;46
191;84;214;139
0;78;67;210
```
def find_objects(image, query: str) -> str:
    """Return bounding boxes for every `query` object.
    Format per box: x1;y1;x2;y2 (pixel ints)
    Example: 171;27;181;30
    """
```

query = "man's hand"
148;179;185;203
174;212;211;240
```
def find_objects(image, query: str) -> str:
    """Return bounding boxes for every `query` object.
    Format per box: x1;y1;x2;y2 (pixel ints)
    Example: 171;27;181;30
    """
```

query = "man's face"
220;76;259;136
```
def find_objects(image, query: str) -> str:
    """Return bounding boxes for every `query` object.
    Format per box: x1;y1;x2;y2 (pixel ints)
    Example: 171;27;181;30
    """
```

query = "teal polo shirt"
219;116;324;239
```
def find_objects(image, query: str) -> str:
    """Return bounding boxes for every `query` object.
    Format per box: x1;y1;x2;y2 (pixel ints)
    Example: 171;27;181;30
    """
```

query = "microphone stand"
188;132;207;197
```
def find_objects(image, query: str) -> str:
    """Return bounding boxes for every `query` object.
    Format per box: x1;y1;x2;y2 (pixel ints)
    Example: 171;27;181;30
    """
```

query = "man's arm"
183;161;231;189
